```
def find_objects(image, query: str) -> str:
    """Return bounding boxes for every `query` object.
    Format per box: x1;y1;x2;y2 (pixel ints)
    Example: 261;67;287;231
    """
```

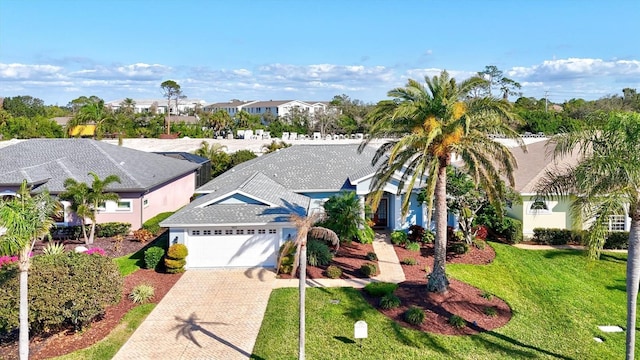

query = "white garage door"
185;228;280;268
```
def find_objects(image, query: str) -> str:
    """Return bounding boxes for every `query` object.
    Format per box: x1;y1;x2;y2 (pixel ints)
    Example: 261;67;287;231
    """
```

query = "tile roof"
0;139;199;193
197;144;379;193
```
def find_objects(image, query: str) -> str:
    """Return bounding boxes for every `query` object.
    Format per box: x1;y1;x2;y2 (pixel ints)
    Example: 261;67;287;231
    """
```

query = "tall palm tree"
535;112;640;360
361;70;523;293
70;100;112;139
59;172;121;244
0;181;58;360
278;213;338;360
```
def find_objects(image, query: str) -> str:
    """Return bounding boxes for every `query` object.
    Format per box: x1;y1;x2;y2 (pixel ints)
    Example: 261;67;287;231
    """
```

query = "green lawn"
52;304;155;360
252;243;632;359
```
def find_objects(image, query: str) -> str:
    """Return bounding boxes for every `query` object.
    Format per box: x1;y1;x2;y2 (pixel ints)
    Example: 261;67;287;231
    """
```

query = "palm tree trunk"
18;246;30;360
626;214;640;360
88;222;96;245
299;243;306;360
426;163;450;293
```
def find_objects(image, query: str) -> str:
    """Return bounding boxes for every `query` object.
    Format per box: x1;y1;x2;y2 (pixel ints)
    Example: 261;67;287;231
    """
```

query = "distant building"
105;98;207;115
204;99;333;120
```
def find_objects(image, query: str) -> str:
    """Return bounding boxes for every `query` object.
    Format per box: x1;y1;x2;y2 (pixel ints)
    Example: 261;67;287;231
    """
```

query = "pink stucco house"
0;139;199;230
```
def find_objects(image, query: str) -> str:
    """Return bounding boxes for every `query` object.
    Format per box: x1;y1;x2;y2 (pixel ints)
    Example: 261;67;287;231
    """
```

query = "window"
258;229;266;234
236;229;244;235
247;229;255;235
192;230;201;236
530;200;548;210
528;199;552;214
203;230;211;235
268;229;277;234
225;229;233;235
117;200;132;211
143;199;149;208
608;215;626;232
214;229;222;235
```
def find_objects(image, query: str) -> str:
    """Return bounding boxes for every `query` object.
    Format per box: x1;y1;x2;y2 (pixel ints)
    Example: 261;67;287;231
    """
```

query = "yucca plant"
42;242;65;256
129;284;155;304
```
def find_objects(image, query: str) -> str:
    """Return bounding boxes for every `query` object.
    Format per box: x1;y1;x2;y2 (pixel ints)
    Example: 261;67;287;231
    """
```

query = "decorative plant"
401;257;417;265
379;293;401;309
449;314;466;329
42;242;65;256
404;306;425;325
130;284;155;304
165;243;188;273
325;265;342;279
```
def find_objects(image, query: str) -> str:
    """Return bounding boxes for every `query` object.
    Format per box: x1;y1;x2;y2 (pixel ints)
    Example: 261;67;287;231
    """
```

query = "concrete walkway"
273;230;405;288
113;268;275;360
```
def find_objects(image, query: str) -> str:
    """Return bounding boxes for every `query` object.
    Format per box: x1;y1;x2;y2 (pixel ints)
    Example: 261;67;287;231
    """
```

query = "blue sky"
1;0;639;106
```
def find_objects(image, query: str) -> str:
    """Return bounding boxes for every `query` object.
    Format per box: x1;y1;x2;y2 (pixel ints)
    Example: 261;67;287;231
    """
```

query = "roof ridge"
238;171;260;189
90;141;144;188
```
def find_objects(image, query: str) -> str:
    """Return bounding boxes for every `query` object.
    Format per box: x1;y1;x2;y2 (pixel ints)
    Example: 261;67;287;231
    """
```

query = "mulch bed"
0;235;182;360
278;242;376;279
372;240;512;335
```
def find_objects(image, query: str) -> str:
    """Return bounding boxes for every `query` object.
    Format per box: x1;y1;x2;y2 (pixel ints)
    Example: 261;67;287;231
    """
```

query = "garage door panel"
186;234;279;268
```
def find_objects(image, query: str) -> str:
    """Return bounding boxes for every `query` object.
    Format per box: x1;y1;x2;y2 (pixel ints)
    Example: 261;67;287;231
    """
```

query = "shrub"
605;232;629;249
129;284;155;304
144;247;165;270
307;239;333;267
133;229;155;243
0;255;18;269
277;242;296;274
473;225;489;240
501;217;523;244
449;314;466;329
406;242;421;252
424;265;431;273
85;247;106;256
326;265;342;279
481;291;494;300
379;293;401;309
450;242;469;255
422;230;435;244
484;306;498;317
112;234;124;252
165;243;188;273
366;251;378;261
42;242;65;256
0;252;122;334
357;225;375;244
359;263;377;277
404;306;425;325
167;243;188;259
390;230;408;245
364;282;398;297
142;212;174;235
407;225;425;242
401;257;418;265
96;222;130;238
532;228;577;245
473;239;486;250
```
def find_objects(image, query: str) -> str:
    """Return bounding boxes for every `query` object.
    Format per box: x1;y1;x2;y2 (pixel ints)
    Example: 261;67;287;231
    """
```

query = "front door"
372;198;388;228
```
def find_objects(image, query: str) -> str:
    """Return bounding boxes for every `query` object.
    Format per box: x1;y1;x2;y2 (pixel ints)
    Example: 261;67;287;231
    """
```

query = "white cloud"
507;58;640;82
0;63;62;80
405;68;476;81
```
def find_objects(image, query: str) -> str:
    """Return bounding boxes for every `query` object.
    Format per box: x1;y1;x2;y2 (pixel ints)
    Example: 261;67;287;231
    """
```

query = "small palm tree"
278;213;338;360
0;181;58;360
59;172;121;244
362;70;523;293
535;112;640;360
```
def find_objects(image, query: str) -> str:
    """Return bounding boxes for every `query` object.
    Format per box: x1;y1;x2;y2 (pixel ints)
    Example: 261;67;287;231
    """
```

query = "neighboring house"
105;98;207;115
0;139;199;230
161;144;428;268
204;99;332;120
506;140;632;237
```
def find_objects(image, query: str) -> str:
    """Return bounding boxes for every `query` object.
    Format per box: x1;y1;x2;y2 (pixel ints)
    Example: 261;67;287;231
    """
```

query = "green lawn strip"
113;231;169;276
252;243;629;359
51;303;155;360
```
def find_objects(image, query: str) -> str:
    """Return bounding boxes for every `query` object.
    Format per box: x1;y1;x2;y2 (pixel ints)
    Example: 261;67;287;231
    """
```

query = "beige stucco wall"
507;195;578;238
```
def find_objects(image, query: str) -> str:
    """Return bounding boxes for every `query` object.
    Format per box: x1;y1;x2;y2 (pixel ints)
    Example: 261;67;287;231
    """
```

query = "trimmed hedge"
0;252;122;334
96;222;131;237
364;282;398;297
532;228;581;245
144;246;165;270
605;232;629;250
142;212;174;235
165;244;188;273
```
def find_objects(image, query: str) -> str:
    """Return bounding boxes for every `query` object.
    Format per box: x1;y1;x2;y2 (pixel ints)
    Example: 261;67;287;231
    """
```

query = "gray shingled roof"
161;172;310;226
197;144;379;193
0;139;199;193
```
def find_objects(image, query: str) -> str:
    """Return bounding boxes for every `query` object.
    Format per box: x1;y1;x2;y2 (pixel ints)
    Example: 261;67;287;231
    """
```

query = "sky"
1;0;639;106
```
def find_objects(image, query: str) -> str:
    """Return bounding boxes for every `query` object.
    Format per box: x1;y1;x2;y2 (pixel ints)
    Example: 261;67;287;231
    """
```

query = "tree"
230;149;257;167
119;98;136;114
361;70;523;293
477;65;522;100
59;172;121;244
278;213;338;360
0;181;58;360
2;96;46;118
535;112;640;360
202;110;232;135
320;192;365;243
160;80;181;135
194;141;231;178
68;99;112;139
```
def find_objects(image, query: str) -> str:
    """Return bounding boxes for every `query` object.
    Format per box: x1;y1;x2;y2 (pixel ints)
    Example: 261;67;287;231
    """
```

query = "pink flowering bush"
0;255;18;269
85;247;106;256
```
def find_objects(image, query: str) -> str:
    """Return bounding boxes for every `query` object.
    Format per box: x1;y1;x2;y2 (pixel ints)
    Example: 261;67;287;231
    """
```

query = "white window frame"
116;200;133;212
527;199;552;215
192;230;201;236
214;229;222;235
143;198;149;208
608;215;626;232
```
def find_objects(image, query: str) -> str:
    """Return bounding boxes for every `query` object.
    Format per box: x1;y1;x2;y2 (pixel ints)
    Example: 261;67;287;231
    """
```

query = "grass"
52;304;155;360
113;232;168;276
252;243;631;359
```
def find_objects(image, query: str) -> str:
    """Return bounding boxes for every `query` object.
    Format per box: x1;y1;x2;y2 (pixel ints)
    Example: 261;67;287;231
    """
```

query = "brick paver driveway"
113;268;276;360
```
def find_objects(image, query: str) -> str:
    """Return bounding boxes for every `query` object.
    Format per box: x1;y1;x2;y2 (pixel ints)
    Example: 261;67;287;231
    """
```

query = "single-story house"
0;139;200;230
161;144;428;268
506;140;632;237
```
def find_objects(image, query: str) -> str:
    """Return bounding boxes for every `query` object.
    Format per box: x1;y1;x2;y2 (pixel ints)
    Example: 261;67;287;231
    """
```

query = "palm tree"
535;112;640;360
361;70;523;293
59;172;121;244
278;213;338;360
0;181;58;360
69;100;112;139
